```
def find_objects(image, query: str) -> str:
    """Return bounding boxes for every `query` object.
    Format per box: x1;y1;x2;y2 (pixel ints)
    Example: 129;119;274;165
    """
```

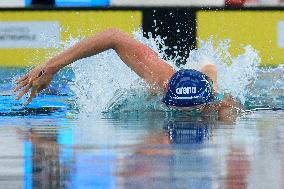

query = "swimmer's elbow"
84;28;126;52
104;28;129;50
105;28;124;43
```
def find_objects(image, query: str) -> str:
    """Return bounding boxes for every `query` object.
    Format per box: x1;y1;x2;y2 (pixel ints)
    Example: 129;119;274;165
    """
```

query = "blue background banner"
25;0;32;6
56;0;110;6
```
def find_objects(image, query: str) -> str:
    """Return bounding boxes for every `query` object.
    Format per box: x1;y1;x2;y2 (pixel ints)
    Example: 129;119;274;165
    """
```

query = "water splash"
68;29;284;113
246;64;284;109
70;28;173;114
70;50;139;114
182;38;261;103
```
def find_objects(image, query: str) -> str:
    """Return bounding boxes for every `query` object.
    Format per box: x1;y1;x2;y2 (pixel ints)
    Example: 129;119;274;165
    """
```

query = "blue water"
1;67;284;189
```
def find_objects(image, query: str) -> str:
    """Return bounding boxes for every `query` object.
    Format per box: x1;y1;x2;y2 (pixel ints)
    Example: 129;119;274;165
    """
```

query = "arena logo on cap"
176;87;197;95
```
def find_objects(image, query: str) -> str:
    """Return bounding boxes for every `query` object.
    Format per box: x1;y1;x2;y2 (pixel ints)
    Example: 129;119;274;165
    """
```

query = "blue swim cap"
163;69;213;107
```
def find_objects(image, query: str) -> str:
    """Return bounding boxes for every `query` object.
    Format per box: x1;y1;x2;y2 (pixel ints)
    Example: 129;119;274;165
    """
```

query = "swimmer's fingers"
16;65;44;84
15;83;31;100
24;86;39;106
14;79;29;92
15;74;29;84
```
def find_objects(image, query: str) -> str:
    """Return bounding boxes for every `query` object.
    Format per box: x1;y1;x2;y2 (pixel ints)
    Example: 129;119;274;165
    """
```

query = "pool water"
1;32;284;188
1;67;284;189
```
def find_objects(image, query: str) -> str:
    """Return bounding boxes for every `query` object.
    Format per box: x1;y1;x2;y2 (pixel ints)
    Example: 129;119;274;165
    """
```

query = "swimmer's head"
163;69;214;107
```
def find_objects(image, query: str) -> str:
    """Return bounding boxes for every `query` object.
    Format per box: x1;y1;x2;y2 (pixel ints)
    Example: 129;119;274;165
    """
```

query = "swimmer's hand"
14;65;54;105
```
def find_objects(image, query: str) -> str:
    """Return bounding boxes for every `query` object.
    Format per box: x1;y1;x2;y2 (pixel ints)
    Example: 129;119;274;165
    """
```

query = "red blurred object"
225;0;246;6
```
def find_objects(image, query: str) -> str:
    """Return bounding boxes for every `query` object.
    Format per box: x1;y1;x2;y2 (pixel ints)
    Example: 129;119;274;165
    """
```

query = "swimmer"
14;28;242;118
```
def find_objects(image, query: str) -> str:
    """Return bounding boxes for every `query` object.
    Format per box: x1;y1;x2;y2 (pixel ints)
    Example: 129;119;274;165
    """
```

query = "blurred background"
0;0;284;66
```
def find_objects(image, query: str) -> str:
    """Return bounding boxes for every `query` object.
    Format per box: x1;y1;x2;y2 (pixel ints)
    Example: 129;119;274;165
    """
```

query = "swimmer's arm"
15;29;175;103
45;28;175;88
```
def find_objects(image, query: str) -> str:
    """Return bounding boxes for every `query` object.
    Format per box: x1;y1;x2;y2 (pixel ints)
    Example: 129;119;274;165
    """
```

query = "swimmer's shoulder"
219;93;244;110
202;93;243;112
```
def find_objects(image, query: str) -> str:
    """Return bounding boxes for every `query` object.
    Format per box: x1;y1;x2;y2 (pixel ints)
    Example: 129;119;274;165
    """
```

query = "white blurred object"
0;21;60;48
111;0;224;6
277;21;284;48
244;0;259;6
245;0;280;6
259;0;279;5
0;0;25;7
